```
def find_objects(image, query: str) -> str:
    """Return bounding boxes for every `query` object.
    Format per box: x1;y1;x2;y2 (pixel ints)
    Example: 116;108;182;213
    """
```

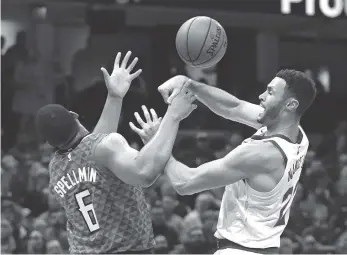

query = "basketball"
175;16;227;68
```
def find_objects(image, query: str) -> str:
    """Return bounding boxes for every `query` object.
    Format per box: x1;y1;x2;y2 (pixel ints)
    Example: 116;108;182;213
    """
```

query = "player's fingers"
127;57;138;72
167;89;180;104
129;122;142;134
150;108;158;122
100;67;110;83
114;52;121;68
189;95;197;103
142;105;152;123
182;78;191;89
158;86;170;104
134;112;146;127
121;51;132;69
185;90;193;97
185;104;197;118
130;69;142;80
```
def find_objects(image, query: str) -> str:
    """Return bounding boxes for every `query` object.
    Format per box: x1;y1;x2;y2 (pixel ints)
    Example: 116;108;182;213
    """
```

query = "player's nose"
258;92;265;102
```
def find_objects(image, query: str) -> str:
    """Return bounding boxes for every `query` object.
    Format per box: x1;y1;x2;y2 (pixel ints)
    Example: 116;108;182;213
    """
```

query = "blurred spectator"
214;132;243;159
317;120;347;180
286;183;311;235
180;226;208;254
1;217;17;254
200;210;219;253
38;143;54;167
303;149;316;169
183;192;216;234
302;204;337;245
26;230;46;254
46;239;64;254
335;231;347;254
153;235;170;254
1;198;28;253
175;132;216;180
279;237;294;254
1;31;28;152
151;205;179;250
55;75;76;109
300;235;321;253
1;154;19;196
339;153;347;168
21;163;49;217
32;219;48;235
162;195;184;235
13;48;51;144
160;181;190;218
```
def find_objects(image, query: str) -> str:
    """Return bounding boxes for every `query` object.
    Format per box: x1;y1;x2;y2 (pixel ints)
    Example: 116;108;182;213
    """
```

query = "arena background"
1;0;347;253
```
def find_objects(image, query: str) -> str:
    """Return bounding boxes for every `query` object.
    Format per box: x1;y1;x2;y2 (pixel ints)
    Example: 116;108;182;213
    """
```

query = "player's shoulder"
241;140;282;158
96;133;127;149
93;133;128;158
238;141;284;172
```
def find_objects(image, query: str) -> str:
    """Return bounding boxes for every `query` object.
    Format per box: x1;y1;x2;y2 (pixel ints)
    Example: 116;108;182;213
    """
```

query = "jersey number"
75;189;100;232
274;183;298;227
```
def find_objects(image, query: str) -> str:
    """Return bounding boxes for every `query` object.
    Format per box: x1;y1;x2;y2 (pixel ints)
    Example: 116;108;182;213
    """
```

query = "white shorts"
214;248;261;255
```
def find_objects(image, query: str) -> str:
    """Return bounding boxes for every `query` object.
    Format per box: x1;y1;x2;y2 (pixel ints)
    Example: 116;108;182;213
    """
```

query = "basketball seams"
191;17;212;63
176;46;189;62
195;28;226;67
186;16;199;66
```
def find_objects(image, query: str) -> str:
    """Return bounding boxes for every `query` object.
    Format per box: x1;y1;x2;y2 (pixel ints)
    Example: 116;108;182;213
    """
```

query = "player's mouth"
258;103;265;118
260;103;265;111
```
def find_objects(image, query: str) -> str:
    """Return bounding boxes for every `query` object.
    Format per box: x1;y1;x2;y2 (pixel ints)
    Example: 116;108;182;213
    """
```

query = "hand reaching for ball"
101;51;142;98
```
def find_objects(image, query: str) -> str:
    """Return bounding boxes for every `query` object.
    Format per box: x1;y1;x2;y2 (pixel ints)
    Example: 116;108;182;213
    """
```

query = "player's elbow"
138;175;156;188
137;169;159;188
136;155;167;187
172;183;193;196
136;165;156;188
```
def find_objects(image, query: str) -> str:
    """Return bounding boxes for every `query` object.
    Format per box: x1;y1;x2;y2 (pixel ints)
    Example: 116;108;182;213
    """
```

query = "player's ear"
69;111;79;119
286;98;299;112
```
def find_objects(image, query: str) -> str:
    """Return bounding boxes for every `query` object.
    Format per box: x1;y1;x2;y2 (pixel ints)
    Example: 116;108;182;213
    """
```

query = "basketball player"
35;52;197;254
131;70;316;254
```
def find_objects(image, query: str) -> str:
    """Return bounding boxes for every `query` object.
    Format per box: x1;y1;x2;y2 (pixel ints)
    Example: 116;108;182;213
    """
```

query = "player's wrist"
107;93;124;100
188;79;201;93
166;107;183;122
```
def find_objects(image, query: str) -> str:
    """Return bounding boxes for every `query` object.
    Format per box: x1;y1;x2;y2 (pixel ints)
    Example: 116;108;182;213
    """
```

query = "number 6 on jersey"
75;189;100;232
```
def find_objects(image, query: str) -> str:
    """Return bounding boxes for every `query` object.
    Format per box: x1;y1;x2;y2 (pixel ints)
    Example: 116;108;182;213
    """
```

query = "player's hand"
158;75;192;104
168;85;197;121
101;51;142;98
129;106;162;144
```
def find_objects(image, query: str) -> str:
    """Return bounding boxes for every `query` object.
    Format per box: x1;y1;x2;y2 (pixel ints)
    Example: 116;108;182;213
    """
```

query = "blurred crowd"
2;30;347;254
1;122;347;254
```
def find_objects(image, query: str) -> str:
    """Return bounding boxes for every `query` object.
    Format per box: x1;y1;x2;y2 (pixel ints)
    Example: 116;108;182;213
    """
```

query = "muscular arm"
189;80;263;129
94;110;180;187
93;96;122;134
165;142;283;195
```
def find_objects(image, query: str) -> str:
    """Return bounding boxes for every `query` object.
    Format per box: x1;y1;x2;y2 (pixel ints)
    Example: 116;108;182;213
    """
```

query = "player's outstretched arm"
93;51;142;134
94;88;197;187
164;142;283;195
158;75;263;130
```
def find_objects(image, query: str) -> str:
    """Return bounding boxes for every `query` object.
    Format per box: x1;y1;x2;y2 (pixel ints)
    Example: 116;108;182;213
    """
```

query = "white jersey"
215;126;309;248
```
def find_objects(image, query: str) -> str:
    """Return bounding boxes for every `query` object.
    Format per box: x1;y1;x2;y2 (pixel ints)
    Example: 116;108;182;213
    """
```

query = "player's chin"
257;113;265;124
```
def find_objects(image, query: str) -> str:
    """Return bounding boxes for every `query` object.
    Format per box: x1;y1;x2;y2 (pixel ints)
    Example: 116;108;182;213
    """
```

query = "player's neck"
266;118;300;142
61;129;89;150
